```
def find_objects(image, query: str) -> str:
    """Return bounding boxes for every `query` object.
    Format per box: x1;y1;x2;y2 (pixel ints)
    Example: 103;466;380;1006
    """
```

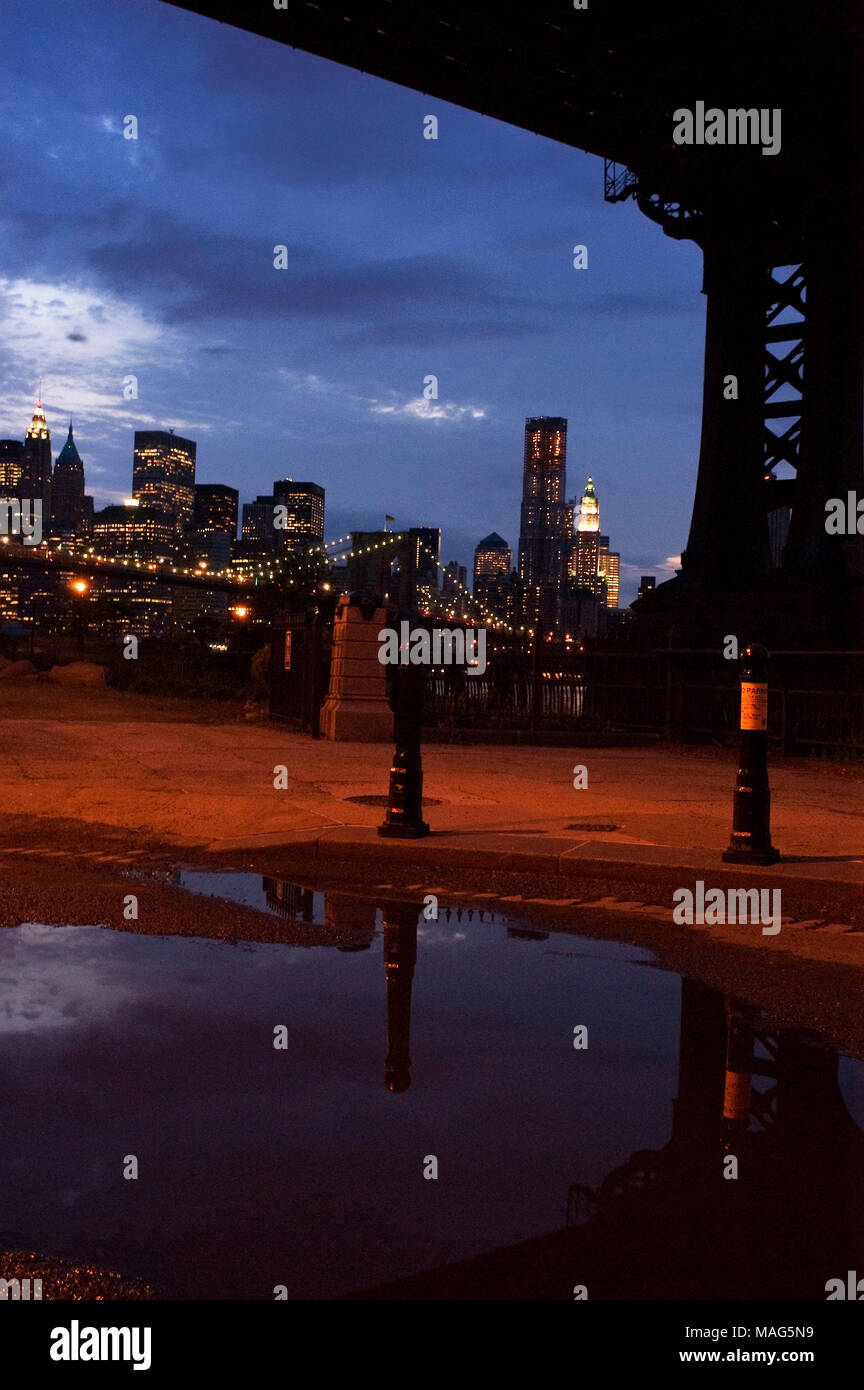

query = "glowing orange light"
232;605;249;619
72;579;89;594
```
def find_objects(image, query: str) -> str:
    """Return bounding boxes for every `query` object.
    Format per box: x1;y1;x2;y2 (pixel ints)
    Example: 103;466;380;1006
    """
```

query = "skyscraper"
0;440;24;493
21;398;52;523
637;576;656;601
132;430;196;528
518;417;570;592
346;527;440;602
598;536;620;609
193;483;238;539
576;476;599;534
240;495;280;556
240;479;325;558
473;532;512;591
273;479;325;552
570;477;605;598
51;424;87;537
92;503;175;559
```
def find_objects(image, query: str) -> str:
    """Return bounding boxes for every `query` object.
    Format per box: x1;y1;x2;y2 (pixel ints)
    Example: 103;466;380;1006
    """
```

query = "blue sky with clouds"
0;0;707;599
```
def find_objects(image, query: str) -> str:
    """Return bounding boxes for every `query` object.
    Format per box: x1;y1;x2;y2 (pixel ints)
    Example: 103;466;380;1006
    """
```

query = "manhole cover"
345;794;443;807
565;823;619;832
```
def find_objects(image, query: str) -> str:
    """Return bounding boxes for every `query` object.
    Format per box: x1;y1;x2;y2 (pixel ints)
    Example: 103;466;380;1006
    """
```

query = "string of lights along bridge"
2;402;619;640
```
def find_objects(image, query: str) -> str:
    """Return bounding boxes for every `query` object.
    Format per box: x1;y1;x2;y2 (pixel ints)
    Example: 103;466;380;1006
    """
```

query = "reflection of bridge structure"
348;976;864;1300
164;1;864;640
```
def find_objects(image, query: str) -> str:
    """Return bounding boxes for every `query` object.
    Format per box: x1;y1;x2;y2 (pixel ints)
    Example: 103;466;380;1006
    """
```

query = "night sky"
0;0;707;600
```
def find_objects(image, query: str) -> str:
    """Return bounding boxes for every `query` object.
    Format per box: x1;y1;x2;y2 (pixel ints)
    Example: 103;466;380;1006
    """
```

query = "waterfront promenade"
2;682;864;890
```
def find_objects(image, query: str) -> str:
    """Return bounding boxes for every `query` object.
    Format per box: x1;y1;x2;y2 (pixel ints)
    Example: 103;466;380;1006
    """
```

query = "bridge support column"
681;224;771;586
785;179;864;581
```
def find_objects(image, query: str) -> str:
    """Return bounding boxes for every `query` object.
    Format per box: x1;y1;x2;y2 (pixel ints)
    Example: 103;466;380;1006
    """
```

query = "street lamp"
70;578;89;656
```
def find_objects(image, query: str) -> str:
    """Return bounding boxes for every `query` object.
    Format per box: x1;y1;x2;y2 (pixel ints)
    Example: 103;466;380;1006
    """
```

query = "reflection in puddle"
0;872;861;1300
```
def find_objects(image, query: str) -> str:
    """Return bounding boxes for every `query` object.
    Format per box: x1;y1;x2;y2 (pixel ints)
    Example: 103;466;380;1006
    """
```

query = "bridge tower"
605;4;864;642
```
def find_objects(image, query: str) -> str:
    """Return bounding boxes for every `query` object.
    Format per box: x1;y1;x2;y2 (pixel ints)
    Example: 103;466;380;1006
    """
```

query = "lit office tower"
21;398;53;521
193;483;238;538
473;532;512;591
576;476;599;533
133;430;196;528
51;424;86;537
273;479;325;552
241;495;279;556
597;535;620;609
0;440;24;492
570;476;603;595
518;417;570;591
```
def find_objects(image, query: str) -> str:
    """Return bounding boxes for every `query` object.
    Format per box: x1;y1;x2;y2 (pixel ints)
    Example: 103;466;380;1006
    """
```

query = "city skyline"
0;0;703;602
1;395;632;611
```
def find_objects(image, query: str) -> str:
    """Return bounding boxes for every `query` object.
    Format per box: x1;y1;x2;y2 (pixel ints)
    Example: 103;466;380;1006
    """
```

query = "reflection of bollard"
379;658;429;838
722;1003;753;1141
382;900;419;1092
722;644;780;865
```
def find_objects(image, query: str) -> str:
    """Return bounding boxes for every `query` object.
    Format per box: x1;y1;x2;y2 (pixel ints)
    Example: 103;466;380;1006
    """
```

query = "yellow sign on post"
740;681;768;731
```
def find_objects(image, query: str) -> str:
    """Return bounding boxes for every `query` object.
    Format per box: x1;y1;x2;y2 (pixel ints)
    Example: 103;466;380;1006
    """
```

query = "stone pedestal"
319;599;393;741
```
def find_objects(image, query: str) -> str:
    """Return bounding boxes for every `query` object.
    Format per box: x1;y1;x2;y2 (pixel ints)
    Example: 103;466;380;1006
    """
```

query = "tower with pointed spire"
576;476;600;533
21;396;52;525
51;422;87;536
567;475;619;609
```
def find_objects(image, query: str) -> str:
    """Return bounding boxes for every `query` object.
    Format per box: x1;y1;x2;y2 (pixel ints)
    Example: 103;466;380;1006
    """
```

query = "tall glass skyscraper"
21;398;53;522
517;417;570;586
132;430;196;528
518;416;570;625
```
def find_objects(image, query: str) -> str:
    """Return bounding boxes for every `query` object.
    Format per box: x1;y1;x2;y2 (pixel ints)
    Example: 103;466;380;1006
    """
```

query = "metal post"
721;644;780;864
530;623;543;732
379;543;429;838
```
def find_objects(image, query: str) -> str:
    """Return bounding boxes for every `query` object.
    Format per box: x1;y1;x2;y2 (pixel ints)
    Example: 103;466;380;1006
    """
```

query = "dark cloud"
329;317;559;349
66;331;87;342
63;203;568;334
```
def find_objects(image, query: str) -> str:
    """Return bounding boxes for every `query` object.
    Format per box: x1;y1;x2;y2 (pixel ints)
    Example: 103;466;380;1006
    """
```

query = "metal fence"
424;639;864;753
267;603;864;755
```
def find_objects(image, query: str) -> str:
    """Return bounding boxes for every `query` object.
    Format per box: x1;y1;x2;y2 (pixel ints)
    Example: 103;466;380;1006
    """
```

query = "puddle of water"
1;873;862;1300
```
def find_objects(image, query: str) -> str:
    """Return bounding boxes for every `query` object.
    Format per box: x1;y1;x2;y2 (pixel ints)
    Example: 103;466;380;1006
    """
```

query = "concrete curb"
203;826;864;895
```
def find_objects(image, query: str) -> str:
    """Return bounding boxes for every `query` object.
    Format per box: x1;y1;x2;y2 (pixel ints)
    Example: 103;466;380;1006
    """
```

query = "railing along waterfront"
422;640;864;754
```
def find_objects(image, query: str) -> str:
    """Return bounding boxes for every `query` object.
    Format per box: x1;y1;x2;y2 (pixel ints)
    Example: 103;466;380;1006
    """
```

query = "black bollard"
379;651;429;839
721;643;780;865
